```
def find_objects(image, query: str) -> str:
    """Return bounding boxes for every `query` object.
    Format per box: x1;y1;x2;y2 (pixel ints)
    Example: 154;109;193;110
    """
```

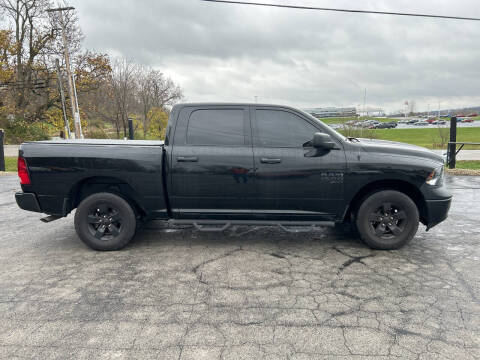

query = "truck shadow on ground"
133;221;365;250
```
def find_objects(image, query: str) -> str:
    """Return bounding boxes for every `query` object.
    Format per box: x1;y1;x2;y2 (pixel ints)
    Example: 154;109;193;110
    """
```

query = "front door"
251;107;346;220
170;106;255;219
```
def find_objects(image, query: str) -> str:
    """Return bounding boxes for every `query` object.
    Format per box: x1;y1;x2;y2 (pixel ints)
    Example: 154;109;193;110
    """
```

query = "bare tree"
137;67;182;137
109;57;138;138
137;69;154;138
435;124;450;149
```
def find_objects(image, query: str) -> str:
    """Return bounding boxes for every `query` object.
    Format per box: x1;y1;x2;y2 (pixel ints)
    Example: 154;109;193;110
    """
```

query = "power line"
200;0;480;21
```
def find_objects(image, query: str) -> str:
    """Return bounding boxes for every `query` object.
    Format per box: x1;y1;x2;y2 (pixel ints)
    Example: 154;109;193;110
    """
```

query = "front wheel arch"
344;180;427;225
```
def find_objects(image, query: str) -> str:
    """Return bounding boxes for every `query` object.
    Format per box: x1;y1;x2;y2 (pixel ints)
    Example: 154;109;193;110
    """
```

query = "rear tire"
356;190;419;250
74;192;136;251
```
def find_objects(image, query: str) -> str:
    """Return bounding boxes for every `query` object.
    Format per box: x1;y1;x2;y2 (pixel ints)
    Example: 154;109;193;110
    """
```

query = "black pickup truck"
15;103;452;251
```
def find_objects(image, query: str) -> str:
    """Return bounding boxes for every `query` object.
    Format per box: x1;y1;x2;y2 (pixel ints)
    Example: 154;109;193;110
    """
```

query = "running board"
169;219;334;233
40;215;61;223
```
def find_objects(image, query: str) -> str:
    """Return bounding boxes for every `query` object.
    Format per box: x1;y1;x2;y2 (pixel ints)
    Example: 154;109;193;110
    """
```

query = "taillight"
18;157;31;185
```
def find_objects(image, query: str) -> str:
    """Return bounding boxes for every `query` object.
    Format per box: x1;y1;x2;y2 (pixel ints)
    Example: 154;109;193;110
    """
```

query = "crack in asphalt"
333;247;376;274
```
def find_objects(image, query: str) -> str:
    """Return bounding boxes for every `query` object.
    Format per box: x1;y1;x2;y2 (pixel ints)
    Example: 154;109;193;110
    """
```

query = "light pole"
46;6;83;139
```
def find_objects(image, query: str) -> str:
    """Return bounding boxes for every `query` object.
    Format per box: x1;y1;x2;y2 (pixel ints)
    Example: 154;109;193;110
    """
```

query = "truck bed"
19;140;168;218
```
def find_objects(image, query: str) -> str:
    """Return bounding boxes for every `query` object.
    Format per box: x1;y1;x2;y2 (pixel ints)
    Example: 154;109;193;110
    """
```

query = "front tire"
74;192;136;251
356;190;419;250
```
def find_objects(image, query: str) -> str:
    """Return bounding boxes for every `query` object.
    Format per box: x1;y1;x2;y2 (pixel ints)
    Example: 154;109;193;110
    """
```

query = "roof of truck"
174;102;297;108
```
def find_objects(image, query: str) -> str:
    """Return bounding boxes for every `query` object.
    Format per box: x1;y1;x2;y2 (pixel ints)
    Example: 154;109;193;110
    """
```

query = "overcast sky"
70;0;480;113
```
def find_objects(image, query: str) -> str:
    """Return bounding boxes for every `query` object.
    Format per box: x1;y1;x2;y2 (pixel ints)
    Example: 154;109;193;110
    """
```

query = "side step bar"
169;219;334;233
40;215;61;223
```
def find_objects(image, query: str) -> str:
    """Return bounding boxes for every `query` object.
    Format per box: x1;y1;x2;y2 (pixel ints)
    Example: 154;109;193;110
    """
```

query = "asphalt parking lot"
0;175;479;359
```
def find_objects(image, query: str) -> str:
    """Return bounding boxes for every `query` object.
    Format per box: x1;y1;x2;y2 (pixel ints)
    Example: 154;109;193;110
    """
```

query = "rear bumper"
15;192;42;213
425;197;452;230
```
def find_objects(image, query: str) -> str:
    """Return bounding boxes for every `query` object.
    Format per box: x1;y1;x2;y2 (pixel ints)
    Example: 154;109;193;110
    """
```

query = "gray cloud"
71;0;480;112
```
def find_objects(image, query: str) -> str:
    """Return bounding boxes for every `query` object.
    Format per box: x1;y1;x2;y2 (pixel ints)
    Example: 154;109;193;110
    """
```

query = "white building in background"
357;107;386;117
304;107;357;118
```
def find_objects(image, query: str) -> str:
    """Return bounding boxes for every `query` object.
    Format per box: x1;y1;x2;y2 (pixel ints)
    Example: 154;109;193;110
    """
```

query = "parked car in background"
407;119;420;124
360;120;379;128
462;117;474;123
432;120;446;125
426;117;437;124
414;121;429;126
373;122;397;129
467;113;478;117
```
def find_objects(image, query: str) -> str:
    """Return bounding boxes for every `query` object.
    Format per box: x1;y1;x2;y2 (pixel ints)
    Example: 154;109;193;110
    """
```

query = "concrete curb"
0;172;16;176
446;169;480;176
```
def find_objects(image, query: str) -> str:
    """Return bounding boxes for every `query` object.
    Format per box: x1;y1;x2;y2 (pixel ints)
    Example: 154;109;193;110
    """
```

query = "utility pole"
47;6;83;139
72;74;83;137
55;58;71;139
363;88;367;116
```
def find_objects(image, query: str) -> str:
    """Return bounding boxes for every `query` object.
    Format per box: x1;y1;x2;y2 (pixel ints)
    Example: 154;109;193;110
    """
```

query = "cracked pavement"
0;175;479;359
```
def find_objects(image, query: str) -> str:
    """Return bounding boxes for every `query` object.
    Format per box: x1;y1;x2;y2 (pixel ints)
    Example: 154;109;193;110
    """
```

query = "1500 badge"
320;172;344;184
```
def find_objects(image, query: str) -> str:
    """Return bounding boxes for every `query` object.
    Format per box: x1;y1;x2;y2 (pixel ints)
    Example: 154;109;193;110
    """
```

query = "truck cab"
167;104;347;221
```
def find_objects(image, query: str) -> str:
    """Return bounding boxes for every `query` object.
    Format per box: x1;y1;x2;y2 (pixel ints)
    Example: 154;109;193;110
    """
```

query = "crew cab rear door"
250;106;346;220
169;105;255;218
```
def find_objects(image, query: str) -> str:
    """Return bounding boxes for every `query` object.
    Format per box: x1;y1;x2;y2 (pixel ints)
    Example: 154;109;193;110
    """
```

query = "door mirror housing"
312;133;335;149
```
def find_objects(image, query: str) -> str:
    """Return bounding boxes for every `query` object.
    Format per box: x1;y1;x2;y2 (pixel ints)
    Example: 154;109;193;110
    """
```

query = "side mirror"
312;132;335;149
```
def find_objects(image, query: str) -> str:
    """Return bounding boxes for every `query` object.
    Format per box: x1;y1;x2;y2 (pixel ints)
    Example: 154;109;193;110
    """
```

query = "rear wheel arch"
344;180;427;225
68;176;145;217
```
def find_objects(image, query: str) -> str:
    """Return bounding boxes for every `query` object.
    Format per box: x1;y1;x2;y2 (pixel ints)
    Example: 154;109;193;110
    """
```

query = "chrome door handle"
177;156;198;162
261;158;282;164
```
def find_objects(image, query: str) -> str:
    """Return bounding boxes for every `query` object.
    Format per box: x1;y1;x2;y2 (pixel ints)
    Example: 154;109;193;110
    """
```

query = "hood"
357;138;444;164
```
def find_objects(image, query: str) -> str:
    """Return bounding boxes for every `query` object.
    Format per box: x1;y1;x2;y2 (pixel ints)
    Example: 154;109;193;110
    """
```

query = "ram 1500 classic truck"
15;103;452;251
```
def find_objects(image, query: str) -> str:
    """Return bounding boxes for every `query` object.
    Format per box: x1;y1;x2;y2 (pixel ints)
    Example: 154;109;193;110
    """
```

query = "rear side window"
187;109;245;146
255;110;319;147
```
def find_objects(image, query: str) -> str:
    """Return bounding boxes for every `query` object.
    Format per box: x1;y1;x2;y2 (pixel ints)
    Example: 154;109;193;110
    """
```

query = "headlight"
426;166;444;186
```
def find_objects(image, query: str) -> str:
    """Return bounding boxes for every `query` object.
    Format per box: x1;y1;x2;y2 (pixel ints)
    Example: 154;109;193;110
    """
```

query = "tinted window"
255;110;319;147
187;109;245;145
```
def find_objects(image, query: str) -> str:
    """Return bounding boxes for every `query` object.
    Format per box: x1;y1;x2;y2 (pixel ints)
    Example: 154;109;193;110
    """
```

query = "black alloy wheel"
87;203;123;241
368;202;407;239
356;190;419;250
74;192;137;251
